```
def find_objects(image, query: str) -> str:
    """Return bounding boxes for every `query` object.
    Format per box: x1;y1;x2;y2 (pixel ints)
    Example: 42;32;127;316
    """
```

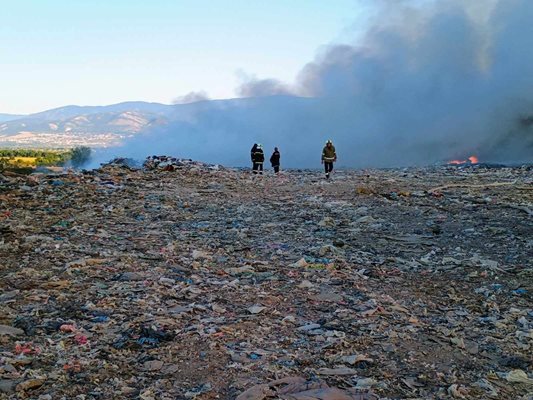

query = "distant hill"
1;97;531;167
27;101;174;121
0;97;318;154
0;102;175;136
0;102;178;149
0;113;25;123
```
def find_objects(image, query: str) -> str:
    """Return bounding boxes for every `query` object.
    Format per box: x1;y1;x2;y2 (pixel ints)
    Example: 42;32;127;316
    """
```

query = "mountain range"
0;97;310;146
1;97;531;168
0;97;326;167
0;102;174;142
0;113;25;123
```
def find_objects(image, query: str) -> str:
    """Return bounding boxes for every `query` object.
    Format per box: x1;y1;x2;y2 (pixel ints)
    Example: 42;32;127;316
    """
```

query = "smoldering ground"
104;0;533;169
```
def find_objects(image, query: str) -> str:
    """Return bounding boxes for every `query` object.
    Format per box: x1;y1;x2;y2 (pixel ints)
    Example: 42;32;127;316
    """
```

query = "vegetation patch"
0;147;92;171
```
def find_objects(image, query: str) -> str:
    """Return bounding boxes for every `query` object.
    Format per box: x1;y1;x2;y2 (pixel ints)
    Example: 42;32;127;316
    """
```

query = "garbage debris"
143;155;223;172
236;376;377;400
0;158;531;398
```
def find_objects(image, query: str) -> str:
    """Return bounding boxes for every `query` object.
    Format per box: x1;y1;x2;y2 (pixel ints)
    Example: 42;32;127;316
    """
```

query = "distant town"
0;131;125;149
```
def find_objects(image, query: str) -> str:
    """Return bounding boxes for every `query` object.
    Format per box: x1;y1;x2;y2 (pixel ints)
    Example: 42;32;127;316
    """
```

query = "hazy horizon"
1;0;363;114
1;0;531;168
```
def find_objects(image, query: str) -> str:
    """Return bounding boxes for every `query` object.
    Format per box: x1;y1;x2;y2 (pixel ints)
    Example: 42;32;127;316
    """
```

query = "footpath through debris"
0;158;532;399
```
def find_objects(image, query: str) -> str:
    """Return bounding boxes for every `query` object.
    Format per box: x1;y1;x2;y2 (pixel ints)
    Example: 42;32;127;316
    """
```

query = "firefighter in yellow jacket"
321;140;337;179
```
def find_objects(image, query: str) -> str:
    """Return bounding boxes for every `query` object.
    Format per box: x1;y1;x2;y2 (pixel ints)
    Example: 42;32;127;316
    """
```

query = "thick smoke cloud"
173;91;210;104
289;0;533;165
237;78;293;98
114;0;532;168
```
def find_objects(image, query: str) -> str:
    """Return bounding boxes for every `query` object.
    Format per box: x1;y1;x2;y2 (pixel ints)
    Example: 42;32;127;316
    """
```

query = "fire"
448;155;479;165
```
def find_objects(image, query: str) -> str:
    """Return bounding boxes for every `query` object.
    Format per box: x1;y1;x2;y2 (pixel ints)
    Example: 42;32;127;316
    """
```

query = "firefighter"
252;143;265;174
250;143;258;167
321;140;337;179
270;147;281;174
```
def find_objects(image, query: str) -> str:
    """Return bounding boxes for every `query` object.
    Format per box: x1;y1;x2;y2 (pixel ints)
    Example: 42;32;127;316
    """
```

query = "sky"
0;0;365;114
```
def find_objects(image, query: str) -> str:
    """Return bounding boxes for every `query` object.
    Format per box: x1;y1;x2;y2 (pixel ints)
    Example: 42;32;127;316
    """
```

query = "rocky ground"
0;160;532;399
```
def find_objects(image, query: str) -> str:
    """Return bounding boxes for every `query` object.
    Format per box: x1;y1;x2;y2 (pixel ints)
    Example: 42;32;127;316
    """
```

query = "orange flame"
447;155;479;165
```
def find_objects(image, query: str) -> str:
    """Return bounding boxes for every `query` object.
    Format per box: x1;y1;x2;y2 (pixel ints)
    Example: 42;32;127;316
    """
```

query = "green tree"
70;146;92;168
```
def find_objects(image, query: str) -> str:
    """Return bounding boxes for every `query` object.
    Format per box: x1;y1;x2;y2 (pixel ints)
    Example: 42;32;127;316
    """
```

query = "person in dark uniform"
252;144;265;174
251;143;258;168
321;140;337;179
270;147;280;174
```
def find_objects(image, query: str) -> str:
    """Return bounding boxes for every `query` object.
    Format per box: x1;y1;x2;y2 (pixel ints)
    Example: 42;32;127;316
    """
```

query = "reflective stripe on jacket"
322;145;336;161
252;150;265;163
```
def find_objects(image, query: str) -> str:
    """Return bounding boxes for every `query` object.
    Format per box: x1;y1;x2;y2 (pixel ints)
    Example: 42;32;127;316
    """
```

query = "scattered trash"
0;325;24;337
448;383;468;398
59;324;76;333
501;369;533;385
247;305;267;314
184;383;212;398
236;376;377;400
317;368;357;376
16;378;45;392
0;159;531;398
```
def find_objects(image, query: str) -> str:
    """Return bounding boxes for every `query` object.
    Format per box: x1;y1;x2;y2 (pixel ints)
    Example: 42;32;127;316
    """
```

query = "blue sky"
0;0;365;114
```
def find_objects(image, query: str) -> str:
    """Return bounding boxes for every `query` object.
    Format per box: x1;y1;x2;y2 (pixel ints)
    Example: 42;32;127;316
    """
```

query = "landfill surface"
1;157;532;399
